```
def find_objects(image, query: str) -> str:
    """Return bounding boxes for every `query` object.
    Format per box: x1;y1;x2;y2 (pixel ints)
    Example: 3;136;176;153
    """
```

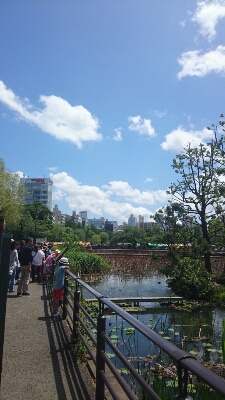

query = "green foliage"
12;203;53;240
170;257;213;299
168;118;225;273
65;219;77;230
48;223;67;242
110;226;148;248
99;231;109;245
139;376;222;400
0;158;23;230
91;233;101;245
70;336;87;363
70;299;98;362
139;377;174;400
65;247;110;274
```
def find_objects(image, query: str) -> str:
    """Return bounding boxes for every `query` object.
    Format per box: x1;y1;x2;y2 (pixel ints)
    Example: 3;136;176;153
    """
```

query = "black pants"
31;265;41;283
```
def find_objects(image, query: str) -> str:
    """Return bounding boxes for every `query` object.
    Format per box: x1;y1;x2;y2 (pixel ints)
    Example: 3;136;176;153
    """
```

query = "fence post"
95;314;106;400
0;227;12;386
72;289;80;342
174;364;193;400
62;274;68;319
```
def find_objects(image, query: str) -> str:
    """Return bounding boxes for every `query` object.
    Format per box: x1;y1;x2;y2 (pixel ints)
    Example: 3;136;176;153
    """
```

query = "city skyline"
1;1;224;224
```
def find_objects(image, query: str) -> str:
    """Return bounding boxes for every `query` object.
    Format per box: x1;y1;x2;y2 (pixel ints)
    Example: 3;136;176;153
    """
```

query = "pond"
83;271;225;382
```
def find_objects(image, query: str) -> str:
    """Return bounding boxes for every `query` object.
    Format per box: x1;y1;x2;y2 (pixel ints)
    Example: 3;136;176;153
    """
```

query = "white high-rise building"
20;177;53;210
79;211;88;227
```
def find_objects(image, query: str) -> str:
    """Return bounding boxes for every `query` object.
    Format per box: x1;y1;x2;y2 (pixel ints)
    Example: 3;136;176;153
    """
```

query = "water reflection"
83;272;225;377
84;272;172;299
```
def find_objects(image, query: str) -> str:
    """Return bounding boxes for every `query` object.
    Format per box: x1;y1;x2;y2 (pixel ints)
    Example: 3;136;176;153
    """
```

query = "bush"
170;257;213;299
65;249;110;275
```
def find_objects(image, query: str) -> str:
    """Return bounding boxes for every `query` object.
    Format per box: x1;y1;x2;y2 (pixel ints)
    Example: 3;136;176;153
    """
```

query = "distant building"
79;211;87;219
105;220;118;232
183;216;194;228
72;211;83;225
65;213;72;222
128;214;137;227
117;222;126;231
20;177;53;210
79;211;88;227
88;217;105;229
144;221;156;230
53;204;66;225
138;215;144;228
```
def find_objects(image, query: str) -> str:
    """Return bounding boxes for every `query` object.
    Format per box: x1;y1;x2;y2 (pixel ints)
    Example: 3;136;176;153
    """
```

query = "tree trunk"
204;252;212;273
201;210;212;273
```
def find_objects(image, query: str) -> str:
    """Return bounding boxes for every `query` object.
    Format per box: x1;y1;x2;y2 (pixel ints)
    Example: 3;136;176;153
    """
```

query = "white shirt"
32;250;45;266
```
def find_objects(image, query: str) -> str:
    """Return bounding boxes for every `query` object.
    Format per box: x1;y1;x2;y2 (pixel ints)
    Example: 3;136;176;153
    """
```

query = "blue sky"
0;1;225;224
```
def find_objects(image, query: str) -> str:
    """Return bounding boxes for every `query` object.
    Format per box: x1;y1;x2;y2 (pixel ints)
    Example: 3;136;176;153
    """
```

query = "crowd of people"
8;238;69;317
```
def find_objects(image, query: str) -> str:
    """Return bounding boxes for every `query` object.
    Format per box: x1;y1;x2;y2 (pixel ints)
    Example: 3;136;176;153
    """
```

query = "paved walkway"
0;281;95;400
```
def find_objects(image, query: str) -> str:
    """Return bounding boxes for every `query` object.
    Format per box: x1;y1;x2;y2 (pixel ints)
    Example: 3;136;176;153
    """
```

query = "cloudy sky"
0;1;224;224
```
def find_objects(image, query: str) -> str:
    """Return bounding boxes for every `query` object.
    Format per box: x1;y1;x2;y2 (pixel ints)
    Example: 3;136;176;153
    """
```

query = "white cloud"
51;172;170;223
154;109;167;118
113;127;122;141
47;166;58;172
103;181;169;205
128;115;156;137
161;126;214;151
192;0;225;41
145;178;153;183
0;80;102;148
177;45;225;78
14;171;27;178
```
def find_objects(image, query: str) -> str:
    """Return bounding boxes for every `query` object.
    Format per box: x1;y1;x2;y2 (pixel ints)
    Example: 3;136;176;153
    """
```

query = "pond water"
84;271;172;299
83;271;225;381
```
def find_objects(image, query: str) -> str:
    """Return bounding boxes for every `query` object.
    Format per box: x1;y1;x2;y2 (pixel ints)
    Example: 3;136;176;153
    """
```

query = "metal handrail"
63;270;225;400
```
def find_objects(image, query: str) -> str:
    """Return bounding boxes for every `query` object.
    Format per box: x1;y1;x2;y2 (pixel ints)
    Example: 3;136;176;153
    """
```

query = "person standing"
17;237;33;296
8;241;20;293
45;244;52;258
16;240;25;284
31;245;45;283
52;257;70;317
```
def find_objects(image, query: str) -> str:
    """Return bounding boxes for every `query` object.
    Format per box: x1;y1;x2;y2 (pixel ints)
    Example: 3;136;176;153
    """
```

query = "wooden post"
95;315;106;400
72;290;80;342
0;222;12;386
62;274;68;319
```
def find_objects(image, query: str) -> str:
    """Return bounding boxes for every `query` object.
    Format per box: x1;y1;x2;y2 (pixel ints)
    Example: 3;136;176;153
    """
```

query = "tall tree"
99;231;109;245
0;158;23;230
168;116;225;273
12;203;53;241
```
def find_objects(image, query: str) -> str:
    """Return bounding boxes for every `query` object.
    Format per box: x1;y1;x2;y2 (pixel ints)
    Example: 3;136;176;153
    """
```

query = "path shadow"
6;294;19;299
41;283;92;400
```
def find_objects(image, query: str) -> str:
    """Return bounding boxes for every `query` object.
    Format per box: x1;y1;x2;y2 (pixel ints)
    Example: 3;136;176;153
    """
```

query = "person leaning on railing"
52;257;70;318
42;249;60;281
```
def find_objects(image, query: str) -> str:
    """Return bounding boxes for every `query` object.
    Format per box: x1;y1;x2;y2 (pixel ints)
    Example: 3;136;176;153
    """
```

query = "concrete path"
0;281;95;400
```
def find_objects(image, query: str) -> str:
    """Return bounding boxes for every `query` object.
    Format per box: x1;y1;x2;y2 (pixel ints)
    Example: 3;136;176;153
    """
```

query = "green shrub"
65;248;110;275
170;257;213;299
